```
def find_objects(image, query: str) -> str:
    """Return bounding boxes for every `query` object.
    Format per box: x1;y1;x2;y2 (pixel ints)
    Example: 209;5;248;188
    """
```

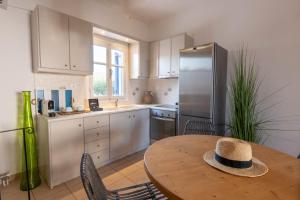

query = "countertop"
39;104;161;122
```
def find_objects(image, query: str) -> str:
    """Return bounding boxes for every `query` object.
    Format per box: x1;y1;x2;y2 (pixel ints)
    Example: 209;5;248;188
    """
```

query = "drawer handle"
78;124;82;127
97;132;100;136
128;116;131;119
133;115;135;118
97;156;100;159
97;144;100;147
97;121;100;123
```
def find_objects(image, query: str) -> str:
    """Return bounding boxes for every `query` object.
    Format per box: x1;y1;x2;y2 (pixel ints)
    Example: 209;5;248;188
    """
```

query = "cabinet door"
110;112;132;160
129;43;140;79
171;35;185;76
159;38;171;77
38;6;70;70
50;118;84;186
150;41;159;78
131;109;150;153
69;16;93;74
139;41;149;78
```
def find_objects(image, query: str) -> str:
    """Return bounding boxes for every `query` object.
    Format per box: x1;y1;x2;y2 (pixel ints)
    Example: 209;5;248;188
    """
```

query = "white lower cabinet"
37;109;150;188
49;118;84;188
131;109;150;153
110;109;150;160
110;112;132;160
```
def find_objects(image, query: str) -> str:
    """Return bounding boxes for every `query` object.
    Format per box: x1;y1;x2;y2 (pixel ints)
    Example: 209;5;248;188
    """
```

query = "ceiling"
108;0;198;23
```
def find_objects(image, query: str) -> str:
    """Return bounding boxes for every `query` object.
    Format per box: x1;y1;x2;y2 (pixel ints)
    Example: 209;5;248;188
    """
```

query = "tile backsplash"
34;73;89;107
147;78;179;105
33;73;149;109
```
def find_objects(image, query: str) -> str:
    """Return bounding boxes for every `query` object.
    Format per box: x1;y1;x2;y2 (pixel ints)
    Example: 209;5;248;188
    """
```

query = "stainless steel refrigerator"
178;43;228;135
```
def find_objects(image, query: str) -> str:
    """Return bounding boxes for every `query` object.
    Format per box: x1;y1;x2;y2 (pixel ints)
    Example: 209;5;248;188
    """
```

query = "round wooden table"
144;135;300;200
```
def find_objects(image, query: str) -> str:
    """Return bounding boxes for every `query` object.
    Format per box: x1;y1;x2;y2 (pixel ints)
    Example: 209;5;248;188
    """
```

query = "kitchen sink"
103;105;140;111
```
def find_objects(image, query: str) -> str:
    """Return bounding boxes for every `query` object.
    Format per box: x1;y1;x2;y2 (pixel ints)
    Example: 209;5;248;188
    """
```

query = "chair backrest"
80;153;108;200
184;120;215;135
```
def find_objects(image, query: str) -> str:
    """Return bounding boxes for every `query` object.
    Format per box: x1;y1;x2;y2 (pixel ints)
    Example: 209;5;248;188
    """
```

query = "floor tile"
117;162;142;176
65;177;88;200
126;168;150;185
32;181;75;200
101;170;127;186
1;151;148;200
1;179;35;200
106;177;135;191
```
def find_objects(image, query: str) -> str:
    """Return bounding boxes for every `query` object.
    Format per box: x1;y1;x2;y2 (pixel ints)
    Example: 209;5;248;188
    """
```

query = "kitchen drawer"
85;126;109;143
84;115;109;130
90;149;109;167
85;138;109;154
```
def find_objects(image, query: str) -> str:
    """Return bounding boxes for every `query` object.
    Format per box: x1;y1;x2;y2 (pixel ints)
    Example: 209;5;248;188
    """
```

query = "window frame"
91;35;129;101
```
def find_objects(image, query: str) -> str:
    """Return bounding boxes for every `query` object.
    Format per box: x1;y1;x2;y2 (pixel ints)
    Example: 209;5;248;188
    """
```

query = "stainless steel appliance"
178;43;228;135
150;105;177;142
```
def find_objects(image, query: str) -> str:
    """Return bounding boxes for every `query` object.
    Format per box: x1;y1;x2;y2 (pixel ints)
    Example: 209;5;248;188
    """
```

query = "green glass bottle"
20;91;41;190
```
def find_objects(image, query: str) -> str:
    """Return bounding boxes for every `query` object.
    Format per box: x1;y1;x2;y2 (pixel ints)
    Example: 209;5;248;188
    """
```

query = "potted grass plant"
228;47;265;143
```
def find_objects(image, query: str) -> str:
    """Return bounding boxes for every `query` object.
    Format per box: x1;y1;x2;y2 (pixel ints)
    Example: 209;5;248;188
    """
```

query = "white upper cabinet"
129;41;149;79
155;34;193;78
171;35;186;76
149;41;159;78
159;38;172;77
31;6;93;75
69;16;93;74
34;6;70;71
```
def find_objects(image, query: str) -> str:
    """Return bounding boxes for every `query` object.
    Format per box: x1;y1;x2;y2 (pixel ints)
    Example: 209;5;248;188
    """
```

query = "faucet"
115;98;119;108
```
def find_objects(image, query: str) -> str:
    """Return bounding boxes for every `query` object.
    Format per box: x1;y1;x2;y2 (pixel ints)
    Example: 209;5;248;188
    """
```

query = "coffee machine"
42;100;56;117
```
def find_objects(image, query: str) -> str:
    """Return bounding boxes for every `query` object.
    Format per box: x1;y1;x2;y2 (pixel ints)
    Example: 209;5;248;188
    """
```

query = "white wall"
149;0;300;156
0;0;149;175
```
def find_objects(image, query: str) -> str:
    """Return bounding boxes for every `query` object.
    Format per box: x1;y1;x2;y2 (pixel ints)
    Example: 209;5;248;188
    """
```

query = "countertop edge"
38;104;161;122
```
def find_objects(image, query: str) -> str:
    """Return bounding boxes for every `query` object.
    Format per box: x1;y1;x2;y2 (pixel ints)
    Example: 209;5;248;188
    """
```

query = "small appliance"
88;98;103;111
42;100;56;117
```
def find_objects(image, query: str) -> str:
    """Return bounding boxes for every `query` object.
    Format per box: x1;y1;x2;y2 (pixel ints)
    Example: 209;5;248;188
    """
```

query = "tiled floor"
0;150;149;200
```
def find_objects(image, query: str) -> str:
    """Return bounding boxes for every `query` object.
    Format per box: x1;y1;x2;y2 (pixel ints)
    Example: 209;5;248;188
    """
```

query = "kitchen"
0;0;299;200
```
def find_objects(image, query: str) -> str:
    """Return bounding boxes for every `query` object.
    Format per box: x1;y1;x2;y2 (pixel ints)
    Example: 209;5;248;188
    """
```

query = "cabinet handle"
133;115;135;118
73;65;76;68
128;115;131;119
97;132;100;136
97;121;100;124
97;144;100;147
78;124;82;127
97;156;100;159
65;64;68;67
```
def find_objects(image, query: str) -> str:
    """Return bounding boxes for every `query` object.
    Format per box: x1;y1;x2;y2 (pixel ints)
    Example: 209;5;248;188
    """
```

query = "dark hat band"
215;153;252;169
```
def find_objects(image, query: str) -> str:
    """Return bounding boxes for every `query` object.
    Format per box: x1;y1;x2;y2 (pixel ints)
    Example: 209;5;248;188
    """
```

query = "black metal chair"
183;120;216;135
80;153;168;200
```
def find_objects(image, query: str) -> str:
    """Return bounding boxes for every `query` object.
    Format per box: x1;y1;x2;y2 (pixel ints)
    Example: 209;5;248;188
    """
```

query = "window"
92;36;128;99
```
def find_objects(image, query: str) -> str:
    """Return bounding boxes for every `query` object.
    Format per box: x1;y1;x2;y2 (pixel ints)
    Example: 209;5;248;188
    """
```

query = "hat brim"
203;150;268;177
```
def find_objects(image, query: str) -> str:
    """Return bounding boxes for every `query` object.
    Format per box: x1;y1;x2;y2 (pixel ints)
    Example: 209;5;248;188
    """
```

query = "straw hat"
203;137;268;177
